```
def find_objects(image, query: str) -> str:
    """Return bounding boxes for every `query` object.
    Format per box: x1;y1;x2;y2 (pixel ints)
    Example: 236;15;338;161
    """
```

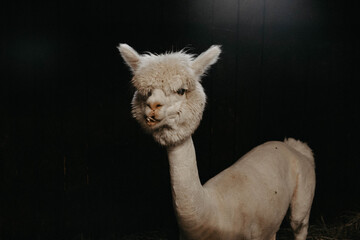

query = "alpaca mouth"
145;116;160;126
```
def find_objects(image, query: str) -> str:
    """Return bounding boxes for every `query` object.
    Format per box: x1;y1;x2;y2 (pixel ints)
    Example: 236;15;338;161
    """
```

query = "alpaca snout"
147;102;163;111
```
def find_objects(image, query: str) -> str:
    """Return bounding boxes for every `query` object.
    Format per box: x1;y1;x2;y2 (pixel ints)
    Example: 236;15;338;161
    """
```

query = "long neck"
167;137;211;234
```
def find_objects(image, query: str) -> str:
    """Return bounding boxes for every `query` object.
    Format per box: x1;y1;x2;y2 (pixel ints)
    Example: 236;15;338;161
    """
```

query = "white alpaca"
118;44;316;240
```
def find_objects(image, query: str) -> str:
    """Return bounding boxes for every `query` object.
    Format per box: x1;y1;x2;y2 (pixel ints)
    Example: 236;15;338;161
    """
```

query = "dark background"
1;0;359;239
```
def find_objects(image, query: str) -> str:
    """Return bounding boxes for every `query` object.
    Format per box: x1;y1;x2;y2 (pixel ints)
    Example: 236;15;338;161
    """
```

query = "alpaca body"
169;137;315;240
118;44;316;240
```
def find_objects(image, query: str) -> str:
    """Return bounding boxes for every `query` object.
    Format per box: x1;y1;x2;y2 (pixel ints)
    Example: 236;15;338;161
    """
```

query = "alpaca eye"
176;88;186;95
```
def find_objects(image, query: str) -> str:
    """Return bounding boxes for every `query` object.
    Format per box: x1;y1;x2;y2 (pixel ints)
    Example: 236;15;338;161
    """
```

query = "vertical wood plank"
56;1;92;237
235;0;266;155
261;0;311;140
210;0;238;175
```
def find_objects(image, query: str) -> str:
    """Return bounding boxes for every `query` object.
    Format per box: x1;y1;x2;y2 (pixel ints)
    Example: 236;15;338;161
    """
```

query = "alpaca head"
118;44;221;146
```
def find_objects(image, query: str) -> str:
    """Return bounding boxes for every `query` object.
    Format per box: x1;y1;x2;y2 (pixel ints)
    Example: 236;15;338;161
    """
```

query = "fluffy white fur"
118;44;316;240
118;44;219;146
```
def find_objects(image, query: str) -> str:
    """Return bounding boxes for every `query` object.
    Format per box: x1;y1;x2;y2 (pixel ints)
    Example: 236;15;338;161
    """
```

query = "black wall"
1;0;359;239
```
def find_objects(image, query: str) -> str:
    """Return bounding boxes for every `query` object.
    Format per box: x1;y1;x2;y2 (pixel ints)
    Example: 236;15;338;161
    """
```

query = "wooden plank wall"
0;0;359;238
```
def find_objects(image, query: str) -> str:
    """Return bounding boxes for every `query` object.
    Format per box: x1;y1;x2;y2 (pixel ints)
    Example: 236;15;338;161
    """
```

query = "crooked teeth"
146;116;156;122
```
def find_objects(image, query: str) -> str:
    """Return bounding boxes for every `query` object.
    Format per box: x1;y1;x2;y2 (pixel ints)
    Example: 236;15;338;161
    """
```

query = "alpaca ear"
117;43;141;73
191;45;221;76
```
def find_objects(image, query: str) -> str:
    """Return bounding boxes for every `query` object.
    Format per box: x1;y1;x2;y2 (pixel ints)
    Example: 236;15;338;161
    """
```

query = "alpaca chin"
151;122;199;146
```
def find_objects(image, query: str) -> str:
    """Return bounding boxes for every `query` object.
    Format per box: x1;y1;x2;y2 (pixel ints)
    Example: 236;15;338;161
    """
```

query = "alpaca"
118;44;316;240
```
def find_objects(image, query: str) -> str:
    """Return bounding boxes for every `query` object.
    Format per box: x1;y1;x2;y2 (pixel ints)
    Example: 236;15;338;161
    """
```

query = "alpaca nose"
147;102;163;111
